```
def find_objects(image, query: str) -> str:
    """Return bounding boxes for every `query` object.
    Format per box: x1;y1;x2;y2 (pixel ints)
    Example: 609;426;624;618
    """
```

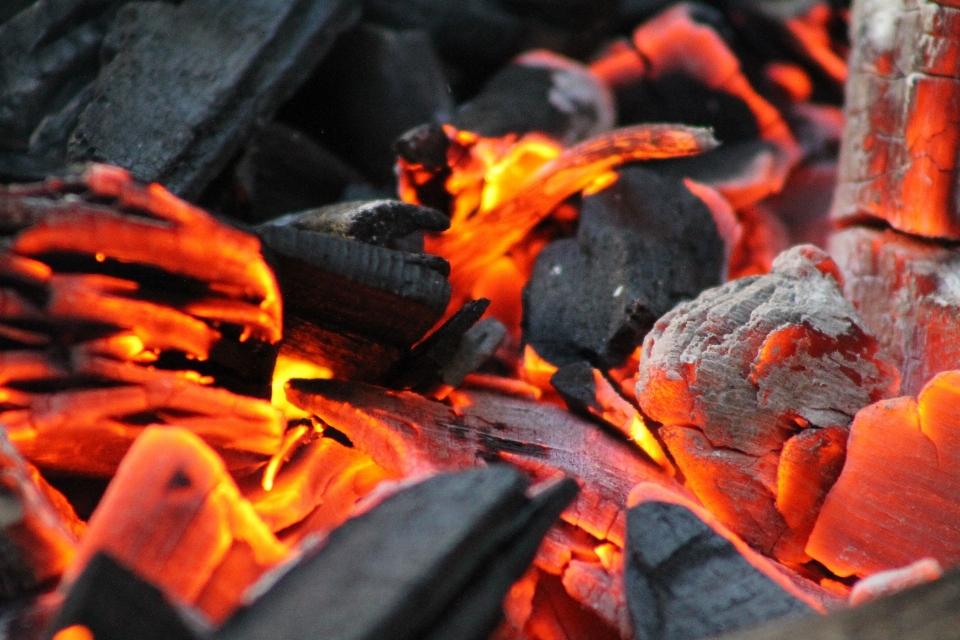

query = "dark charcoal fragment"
27;82;96;161
279;22;452;184
625;501;811;640
549;361;602;415
43;552;197;640
215;467;577;640
523;166;724;368
68;0;362;198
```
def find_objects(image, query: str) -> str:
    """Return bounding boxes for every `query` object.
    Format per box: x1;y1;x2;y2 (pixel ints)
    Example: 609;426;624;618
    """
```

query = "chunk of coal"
68;0;362;199
0;0;114;151
43;552;197;640
265;199;449;248
28;81;96;161
202;122;365;224
451;50;614;145
0;152;67;183
625;500;811;640
258;224;450;382
215;467;577;640
523;166;724;368
636;245;901;558
278;22;452;184
549;361;604;416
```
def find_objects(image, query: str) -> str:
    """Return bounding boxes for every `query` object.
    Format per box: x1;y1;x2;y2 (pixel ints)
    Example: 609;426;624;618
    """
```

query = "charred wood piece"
43;552;198;640
523;166;724;368
636;245;900;559
215;467;577;640
67;0;362;199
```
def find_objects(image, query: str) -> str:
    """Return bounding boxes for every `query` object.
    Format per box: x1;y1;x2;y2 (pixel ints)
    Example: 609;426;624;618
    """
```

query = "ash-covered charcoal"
806;372;960;578
279;22;452;185
214;467;577;640
201;122;366;224
265;199;450;249
0;0;116;152
625;499;812;640
829;227;960;397
832;0;960;239
43;552;198;640
257;220;451;383
62;427;288;624
68;0;362;199
451;50;615;146
636;245;901;560
0;164;285;477
523;166;724;369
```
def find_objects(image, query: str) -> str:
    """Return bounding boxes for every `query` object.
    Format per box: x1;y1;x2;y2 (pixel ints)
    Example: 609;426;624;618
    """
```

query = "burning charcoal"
636;245;901;559
68;0;362;199
712;570;960;640
203;122;366;224
832;0;960;239
0;431;79;603
257;221;450;382
625;491;812;640
44;552;198;640
451;50;614;146
806;371;960;577
215;467;577;640
849;559;944;607
524;166;724;368
829;227;960;397
265;199;449;248
550;361;669;469
0;0;113;151
63;427;288;624
279;22;452;184
0;165;285;476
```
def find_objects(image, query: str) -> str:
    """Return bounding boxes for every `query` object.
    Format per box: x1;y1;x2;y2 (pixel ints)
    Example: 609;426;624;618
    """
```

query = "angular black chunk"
68;0;362;198
625;501;811;640
279;22;453;184
43;552;197;640
549;361;601;414
215;466;577;640
522;166;723;368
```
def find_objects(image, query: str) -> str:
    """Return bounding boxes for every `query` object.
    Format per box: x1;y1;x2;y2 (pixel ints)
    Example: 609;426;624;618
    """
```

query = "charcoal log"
625;500;811;640
636;245;900;559
215;467;577;640
68;0;362;199
279;22;452;184
523;166;724;368
43;552;198;640
829;227;960;397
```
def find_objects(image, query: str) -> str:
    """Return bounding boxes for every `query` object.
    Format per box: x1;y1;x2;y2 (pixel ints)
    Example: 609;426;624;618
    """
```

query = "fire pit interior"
2;0;960;639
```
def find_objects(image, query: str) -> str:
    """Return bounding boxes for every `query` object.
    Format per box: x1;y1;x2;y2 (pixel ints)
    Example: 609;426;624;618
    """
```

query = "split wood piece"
523;166;724;368
549;361;670;470
0;430;79;603
67;0;362;199
63;427;288;624
286;378;684;547
832;0;960;238
242;435;396;543
422;124;718;305
806;371;960;577
0;0;113;151
43;552;198;640
215;467;577;640
713;568;960;640
625;493;812;640
451;49;614;146
264;200;449;249
636;245;901;559
829;227;960;396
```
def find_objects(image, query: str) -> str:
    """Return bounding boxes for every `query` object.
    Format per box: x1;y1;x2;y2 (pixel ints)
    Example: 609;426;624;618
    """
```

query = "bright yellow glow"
270;355;333;420
627;414;672;472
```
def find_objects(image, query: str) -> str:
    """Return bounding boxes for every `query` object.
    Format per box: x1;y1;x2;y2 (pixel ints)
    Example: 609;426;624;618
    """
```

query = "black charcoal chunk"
436;317;507;387
43;552;197;640
0;152;66;183
522;166;723;368
27;82;96;160
279;22;453;184
549;361;601;415
625;501;811;640
68;0;362;198
215;467;577;640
